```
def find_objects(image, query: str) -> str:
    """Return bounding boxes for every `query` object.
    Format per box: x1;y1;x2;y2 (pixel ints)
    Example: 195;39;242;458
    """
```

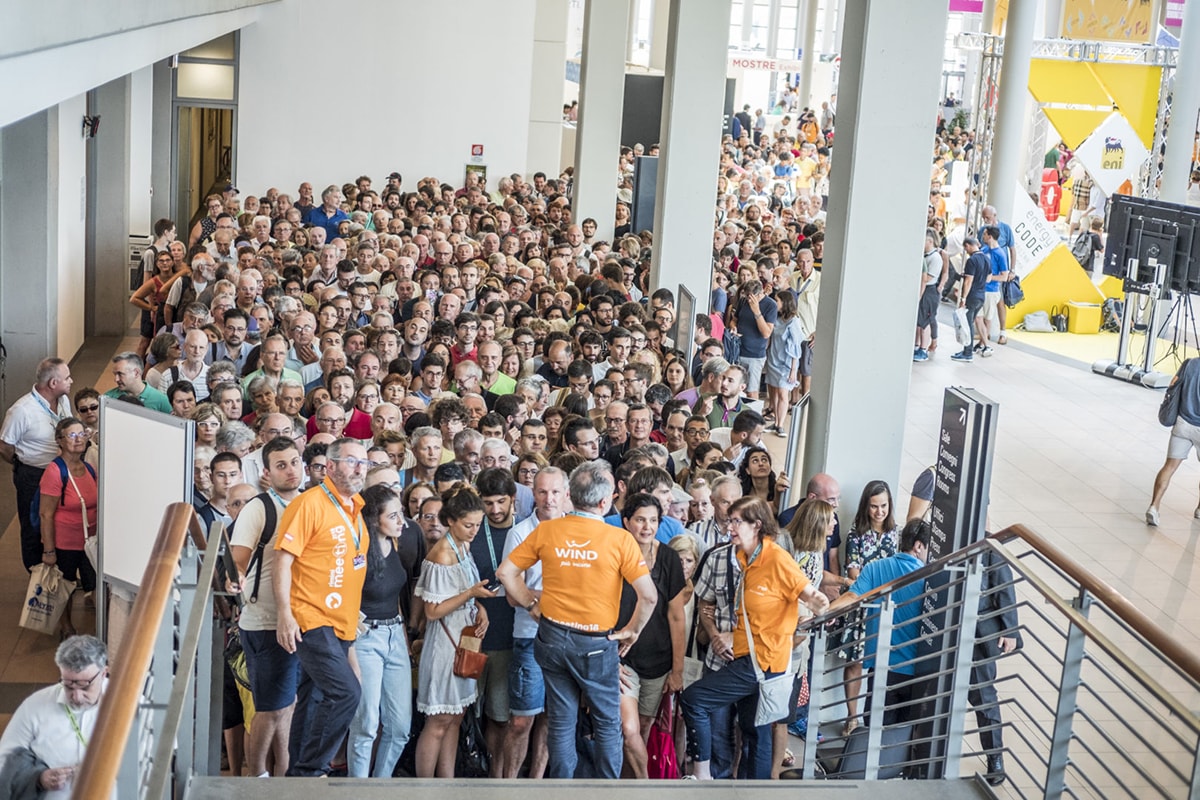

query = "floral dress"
836;526;900;661
414;538;480;715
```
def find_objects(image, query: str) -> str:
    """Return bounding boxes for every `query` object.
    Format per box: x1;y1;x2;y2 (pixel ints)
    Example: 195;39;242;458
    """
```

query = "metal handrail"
71;503;205;800
993;524;1200;685
797;524;1200;796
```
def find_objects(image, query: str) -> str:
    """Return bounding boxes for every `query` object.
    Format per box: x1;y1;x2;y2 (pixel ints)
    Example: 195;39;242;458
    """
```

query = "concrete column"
1042;0;1063;38
150;59;173;225
573;0;631;243
802;0;949;501
526;0;569;181
87;76;133;337
648;0;672;71
649;0;731;312
985;0;1037;222
1161;0;1200;205
128;65;154;237
0;109;59;411
799;0;821;109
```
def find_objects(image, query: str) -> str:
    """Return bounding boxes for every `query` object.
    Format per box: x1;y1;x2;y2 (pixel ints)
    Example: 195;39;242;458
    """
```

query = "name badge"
353;554;366;570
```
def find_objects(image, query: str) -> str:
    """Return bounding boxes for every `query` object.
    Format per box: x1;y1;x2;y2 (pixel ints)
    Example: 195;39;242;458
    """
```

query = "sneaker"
1146;506;1160;526
973;342;983;353
951;351;973;362
912;348;929;362
981;346;995;357
773;425;788;437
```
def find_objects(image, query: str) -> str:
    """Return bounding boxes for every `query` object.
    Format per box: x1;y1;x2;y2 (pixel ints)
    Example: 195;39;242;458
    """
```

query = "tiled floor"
0;327;1196;793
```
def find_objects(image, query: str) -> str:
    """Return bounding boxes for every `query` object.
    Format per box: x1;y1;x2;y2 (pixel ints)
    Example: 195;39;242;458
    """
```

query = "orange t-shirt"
507;513;648;632
732;539;810;672
275;478;368;641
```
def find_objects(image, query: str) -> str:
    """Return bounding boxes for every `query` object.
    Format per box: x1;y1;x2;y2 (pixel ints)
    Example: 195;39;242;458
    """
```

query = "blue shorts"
240;627;301;712
508;637;545;716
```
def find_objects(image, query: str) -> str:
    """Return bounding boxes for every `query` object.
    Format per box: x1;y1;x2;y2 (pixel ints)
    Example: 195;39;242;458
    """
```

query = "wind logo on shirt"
555;539;599;566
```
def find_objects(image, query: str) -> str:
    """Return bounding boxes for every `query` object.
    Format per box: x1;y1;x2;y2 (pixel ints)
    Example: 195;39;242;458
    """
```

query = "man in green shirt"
105;352;171;413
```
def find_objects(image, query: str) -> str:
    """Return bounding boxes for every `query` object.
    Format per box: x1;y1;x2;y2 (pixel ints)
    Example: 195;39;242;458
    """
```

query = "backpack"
1101;298;1124;333
1070;232;1093;267
242;492;279;603
30;458;97;531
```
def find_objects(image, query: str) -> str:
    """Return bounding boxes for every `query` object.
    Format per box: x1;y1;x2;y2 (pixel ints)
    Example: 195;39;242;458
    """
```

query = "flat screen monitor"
1102;194;1200;293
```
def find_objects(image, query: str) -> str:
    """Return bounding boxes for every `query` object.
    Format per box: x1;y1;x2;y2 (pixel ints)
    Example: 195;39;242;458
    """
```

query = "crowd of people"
0;95;1019;786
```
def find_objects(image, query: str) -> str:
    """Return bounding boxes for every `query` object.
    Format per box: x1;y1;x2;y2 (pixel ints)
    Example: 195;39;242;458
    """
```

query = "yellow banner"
1060;0;1155;43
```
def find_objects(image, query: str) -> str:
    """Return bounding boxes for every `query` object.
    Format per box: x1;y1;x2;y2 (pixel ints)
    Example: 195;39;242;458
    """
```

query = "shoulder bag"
441;619;488;680
1159;359;1193;427
740;580;793;726
1002;274;1025;308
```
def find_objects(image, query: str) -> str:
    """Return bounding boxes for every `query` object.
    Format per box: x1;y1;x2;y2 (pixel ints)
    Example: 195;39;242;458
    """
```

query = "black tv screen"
1102;194;1200;293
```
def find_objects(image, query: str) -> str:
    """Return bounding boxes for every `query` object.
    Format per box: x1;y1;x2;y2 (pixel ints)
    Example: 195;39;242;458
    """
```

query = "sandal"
997;334;1008;345
781;749;795;768
842;718;860;738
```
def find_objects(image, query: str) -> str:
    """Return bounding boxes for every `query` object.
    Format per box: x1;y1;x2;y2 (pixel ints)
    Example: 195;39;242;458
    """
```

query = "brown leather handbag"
440;619;488;680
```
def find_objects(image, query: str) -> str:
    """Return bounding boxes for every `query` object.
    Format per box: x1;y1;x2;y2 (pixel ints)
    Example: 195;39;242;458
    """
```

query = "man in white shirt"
0;635;108;797
497;466;569;778
0;357;74;570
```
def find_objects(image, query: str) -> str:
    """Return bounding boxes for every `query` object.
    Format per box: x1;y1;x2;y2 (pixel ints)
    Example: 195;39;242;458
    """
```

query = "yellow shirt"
733;539;810;672
507;513;648;632
275;479;368;640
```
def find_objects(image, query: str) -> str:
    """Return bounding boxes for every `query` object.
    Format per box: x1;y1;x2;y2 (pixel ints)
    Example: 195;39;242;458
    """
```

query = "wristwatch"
526;598;538;611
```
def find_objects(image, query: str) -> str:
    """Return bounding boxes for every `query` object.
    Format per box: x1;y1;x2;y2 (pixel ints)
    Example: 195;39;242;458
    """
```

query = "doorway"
176;106;233;231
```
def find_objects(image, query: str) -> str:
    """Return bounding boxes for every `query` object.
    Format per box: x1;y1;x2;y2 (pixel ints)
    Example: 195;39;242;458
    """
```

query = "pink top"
39;460;98;550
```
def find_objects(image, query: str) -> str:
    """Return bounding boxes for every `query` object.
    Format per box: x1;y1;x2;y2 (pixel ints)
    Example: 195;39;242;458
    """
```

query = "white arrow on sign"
958;408;967;426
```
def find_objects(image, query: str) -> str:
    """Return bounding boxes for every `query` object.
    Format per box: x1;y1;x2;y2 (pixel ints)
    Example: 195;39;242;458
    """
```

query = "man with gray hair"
0;635;109;794
496;461;658;779
105;351;171;413
0;357;75;570
401;425;442;485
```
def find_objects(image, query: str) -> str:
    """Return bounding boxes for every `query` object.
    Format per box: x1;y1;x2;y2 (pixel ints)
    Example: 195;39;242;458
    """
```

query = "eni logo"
325;592;343;609
1102;136;1124;170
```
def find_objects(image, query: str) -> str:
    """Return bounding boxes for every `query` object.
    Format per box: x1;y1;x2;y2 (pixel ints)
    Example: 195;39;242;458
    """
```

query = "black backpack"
1070;232;1093;267
242;493;279;603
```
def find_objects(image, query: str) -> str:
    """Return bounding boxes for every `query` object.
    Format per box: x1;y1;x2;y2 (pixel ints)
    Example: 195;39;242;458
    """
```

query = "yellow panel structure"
1087;63;1162;148
1042;107;1118;149
1097;274;1126;299
1009;245;1108;326
1028;59;1112;106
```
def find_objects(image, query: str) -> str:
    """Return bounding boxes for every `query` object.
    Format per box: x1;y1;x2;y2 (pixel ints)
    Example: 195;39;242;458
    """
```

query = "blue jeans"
681;655;778;780
708;680;736;779
348;621;412;777
287;626;361;777
534;620;622;779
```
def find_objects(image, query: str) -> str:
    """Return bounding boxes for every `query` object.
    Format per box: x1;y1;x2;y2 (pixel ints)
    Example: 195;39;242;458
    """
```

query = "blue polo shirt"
304;205;349;244
849;551;925;674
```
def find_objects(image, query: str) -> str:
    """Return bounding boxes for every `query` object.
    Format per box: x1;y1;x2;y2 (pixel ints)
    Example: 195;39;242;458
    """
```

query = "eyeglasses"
309;462;327;472
77;404;100;413
331;457;372;469
62;429;93;441
61;669;105;690
420;512;440;521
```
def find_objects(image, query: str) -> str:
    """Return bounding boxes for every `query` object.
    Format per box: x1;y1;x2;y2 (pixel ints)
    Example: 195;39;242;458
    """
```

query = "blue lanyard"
320;484;364;553
482;520;499;572
267;488;291;510
32;390;62;423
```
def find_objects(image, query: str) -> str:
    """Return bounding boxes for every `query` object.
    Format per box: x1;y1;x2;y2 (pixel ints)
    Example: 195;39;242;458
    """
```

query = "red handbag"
440;620;488;680
646;692;680;779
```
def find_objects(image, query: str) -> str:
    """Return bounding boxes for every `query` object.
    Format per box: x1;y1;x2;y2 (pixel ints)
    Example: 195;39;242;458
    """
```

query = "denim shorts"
240;627;300;712
508;637;545;716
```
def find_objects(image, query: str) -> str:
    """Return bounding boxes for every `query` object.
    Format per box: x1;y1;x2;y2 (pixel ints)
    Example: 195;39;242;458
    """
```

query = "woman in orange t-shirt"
680;497;827;780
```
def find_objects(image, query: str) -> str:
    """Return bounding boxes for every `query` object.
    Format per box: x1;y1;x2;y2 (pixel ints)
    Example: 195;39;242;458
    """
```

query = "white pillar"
986;0;1037;222
1161;0;1200;205
128;65;154;237
799;0;821;109
526;0;570;180
649;0;732;310
87;76;133;337
802;0;949;502
573;0;631;243
822;0;840;53
649;0;672;71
